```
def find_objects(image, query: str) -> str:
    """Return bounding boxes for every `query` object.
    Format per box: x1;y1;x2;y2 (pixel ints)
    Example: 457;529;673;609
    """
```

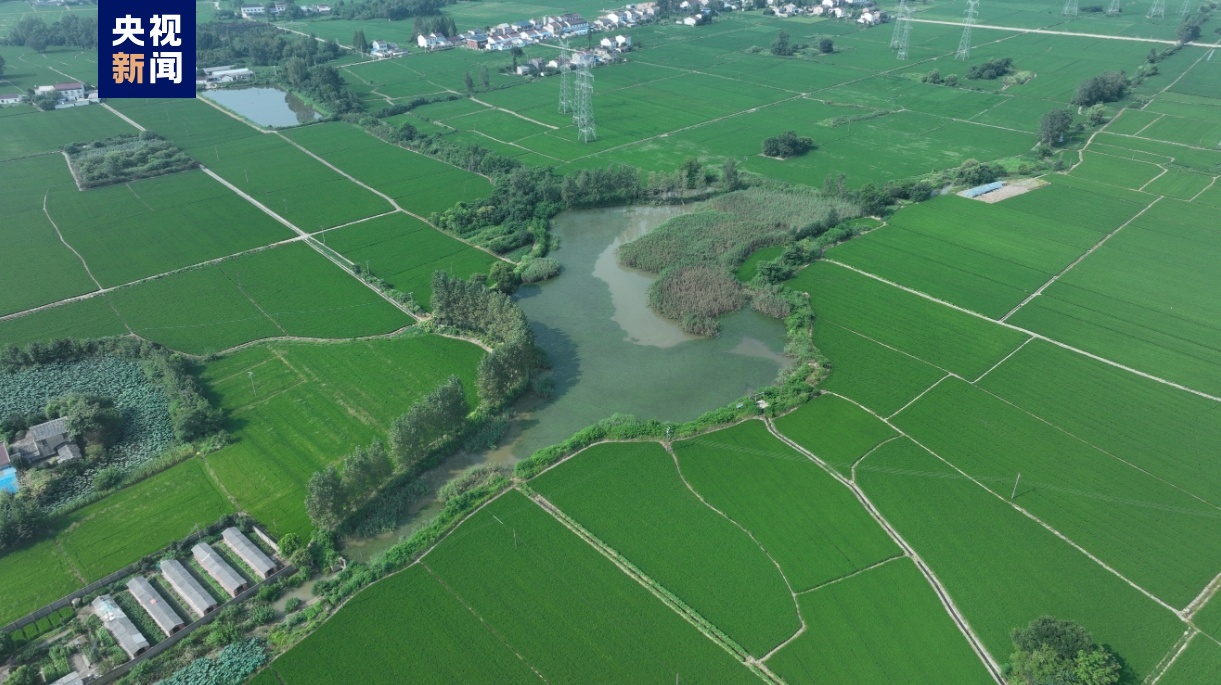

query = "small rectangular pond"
201;86;321;127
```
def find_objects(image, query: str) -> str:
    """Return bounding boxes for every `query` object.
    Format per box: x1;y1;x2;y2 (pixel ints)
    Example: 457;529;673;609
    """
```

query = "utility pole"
249;370;256;395
1062;0;1078;16
1010;473;1022;499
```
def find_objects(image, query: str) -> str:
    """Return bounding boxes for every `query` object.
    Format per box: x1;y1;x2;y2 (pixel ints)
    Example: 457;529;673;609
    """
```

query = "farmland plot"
1009;197;1221;395
980;339;1221;508
283;122;492;217
829;191;1121;317
893;377;1221;608
1069;151;1164;191
673;420;899;591
323;213;498;309
0;541;82;627
0;104;132;161
532;441;800;656
106;243;408;355
422;491;763;683
0;156;98;316
203;334;484;537
265;565;543;684
789;262;1029;379
0;297;128;348
772;394;896;477
45;169;292;287
810;322;945;417
106;98;392;230
768;559;991;684
858;439;1183;678
1157;636;1221;685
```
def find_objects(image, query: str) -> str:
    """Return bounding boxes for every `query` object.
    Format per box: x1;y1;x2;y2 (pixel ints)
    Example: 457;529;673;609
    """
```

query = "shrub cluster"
966;57;1015;80
762;131;815;158
64;133;195;189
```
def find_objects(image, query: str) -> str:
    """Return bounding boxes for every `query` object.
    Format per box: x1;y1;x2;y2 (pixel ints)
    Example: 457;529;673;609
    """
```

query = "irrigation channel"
344;206;791;561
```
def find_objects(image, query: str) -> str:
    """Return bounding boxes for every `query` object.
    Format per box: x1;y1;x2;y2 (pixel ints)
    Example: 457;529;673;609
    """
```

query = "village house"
206;67;254;84
239;4;264;17
370;40;408;58
35;82;85;102
858;9;884;24
6;417;81;468
0;93;22;106
416;33;454;50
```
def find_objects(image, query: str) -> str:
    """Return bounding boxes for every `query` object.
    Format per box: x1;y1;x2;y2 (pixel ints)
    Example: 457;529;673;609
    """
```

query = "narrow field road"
910;18;1221;48
764;420;1005;683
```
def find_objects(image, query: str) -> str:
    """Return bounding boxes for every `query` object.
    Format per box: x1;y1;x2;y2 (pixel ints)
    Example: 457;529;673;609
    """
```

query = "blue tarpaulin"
0;467;18;494
963;181;1004;198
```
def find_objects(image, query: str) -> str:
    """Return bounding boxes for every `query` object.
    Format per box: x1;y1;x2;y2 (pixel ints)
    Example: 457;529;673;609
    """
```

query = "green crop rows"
282;122;492;217
769;559;991;683
674;420;899;591
532;441;799;656
323;213;498;309
772;394;895;478
858;439;1183;678
894;377;1221;608
203;334;484;537
790;262;1029;379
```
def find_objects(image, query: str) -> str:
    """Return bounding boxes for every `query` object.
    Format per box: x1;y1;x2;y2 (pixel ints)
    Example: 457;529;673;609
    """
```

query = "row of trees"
305;375;470;531
305;269;546;531
430;272;540;408
4;15;97;51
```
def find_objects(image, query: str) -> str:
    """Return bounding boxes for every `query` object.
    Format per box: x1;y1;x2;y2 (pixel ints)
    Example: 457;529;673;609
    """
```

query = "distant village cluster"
768;0;885;23
418;3;656;54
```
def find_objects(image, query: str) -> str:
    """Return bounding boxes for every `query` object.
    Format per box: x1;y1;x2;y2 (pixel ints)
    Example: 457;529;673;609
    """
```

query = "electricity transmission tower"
557;38;573;114
1147;0;1165;17
1106;0;1122;15
1063;0;1078;16
1179;0;1193;16
573;57;596;142
891;0;913;60
956;0;979;60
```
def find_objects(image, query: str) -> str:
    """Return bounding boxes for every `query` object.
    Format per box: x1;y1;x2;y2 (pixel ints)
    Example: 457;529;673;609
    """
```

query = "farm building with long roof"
222;527;277;579
193;542;247;597
90;594;149;659
159;559;217;617
127;576;186;637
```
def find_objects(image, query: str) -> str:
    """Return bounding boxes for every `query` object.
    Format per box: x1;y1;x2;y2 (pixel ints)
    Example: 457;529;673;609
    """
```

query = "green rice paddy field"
107;98;394;231
857;438;1183;677
532;441;799;656
322;213;499;308
266;491;761;684
202;333;485;537
673;420;899;591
